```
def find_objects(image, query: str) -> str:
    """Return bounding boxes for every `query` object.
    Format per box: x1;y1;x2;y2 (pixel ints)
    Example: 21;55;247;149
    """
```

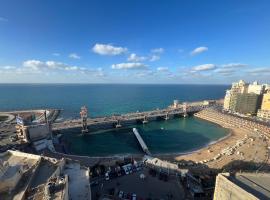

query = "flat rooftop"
228;172;270;200
63;162;90;200
0;151;41;200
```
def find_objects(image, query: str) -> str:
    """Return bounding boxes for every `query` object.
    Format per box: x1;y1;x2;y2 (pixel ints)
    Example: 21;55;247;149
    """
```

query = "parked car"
132;193;137;200
118;191;124;198
105;172;110;181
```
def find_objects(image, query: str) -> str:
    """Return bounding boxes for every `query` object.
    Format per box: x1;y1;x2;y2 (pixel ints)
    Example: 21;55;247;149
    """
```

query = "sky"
0;0;270;84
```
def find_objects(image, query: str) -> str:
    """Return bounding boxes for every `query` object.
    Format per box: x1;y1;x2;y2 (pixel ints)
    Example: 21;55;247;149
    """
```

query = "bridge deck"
133;128;151;155
52;102;210;131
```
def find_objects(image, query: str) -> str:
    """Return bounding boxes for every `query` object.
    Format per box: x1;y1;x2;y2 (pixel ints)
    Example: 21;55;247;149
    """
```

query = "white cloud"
248;68;270;75
0;65;16;70
0;17;8;22
151;48;164;54
190;46;208;56
149;55;160;62
21;59;102;76
157;67;169;72
215;68;236;76
92;43;128;55
191;64;216;72
111;62;147;70
23;60;76;71
127;53;147;62
222;63;247;68
69;53;81;59
135;70;155;77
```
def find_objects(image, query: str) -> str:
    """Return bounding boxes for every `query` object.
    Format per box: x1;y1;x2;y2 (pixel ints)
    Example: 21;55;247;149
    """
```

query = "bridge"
52;100;214;131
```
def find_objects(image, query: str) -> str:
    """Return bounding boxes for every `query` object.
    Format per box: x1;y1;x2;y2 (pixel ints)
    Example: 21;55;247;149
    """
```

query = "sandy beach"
173;110;270;170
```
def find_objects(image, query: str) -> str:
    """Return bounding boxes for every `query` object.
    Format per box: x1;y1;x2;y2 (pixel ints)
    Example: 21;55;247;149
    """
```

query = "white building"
248;81;265;95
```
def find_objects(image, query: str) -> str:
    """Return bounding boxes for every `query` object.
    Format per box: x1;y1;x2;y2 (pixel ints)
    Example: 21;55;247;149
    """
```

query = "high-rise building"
234;93;262;115
223;90;231;110
223;80;268;115
257;90;270;120
248;81;265;95
261;90;270;110
223;80;248;111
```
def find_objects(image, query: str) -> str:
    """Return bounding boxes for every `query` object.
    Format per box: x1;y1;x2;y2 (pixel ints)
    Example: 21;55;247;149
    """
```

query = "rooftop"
0;150;41;200
228;172;270;200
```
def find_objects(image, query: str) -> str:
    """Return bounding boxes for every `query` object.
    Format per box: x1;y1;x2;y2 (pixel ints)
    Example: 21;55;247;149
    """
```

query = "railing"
52;103;208;130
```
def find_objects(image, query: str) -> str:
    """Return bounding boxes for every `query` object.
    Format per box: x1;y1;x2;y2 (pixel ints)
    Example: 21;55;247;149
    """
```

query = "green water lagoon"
63;116;229;157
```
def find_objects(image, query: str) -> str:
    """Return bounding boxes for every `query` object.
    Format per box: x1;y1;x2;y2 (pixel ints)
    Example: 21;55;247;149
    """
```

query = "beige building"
248;81;264;95
16;123;51;143
223;90;232;110
0;150;91;200
257;109;270;120
261;90;270;110
257;90;270;120
214;173;270;200
223;80;248;111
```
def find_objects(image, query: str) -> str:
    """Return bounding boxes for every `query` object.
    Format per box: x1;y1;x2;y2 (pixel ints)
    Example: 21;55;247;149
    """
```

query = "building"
223;90;232;110
0;150;91;200
257;109;270;120
223;80;268;115
257;90;270;120
248;81;265;95
261;90;270;110
223;80;248;111
214;173;270;200
234;93;262;115
16;123;51;143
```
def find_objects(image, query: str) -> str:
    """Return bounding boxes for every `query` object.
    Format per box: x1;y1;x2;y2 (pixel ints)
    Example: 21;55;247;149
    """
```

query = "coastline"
56;117;233;161
52;109;270;170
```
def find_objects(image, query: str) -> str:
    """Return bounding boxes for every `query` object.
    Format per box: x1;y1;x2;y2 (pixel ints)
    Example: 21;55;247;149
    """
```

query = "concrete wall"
214;173;259;200
28;124;50;141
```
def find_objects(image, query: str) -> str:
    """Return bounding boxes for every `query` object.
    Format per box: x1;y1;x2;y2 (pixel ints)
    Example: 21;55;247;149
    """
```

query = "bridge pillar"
164;112;169;120
80;106;88;133
183;103;188;118
142;116;148;124
115;119;122;128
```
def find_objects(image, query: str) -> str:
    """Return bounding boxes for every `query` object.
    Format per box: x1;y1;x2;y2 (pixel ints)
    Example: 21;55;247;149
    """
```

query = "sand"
172;114;270;170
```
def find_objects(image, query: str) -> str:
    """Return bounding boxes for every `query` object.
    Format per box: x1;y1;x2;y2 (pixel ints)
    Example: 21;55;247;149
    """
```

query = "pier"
52;100;215;131
133;128;151;155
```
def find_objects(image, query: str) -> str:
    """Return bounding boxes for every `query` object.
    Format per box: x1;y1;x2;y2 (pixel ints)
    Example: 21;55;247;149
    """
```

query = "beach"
173;109;270;170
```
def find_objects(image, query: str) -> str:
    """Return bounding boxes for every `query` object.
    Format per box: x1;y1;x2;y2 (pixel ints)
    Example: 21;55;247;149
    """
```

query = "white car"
132;193;137;200
118;191;124;198
105;172;109;181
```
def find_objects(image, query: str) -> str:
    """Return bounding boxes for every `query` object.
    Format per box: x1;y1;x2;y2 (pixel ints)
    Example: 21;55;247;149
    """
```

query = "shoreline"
51;109;270;169
57;118;232;160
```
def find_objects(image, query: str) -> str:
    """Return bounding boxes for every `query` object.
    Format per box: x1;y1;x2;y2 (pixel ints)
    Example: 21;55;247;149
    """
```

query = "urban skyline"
1;0;270;84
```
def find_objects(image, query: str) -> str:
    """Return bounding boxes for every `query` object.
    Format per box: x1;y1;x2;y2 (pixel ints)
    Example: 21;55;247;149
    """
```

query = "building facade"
234;93;262;115
257;109;270;120
261;90;270;110
214;173;270;200
248;81;265;95
223;80;248;111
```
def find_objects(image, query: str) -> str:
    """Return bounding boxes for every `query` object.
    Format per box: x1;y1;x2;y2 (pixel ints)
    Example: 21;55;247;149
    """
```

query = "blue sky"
0;0;270;84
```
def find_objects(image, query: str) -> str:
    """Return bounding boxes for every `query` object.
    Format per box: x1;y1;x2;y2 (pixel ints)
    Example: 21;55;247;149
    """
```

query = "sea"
0;84;230;156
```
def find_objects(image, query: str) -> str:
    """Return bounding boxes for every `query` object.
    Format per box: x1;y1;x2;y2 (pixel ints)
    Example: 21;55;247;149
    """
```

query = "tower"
80;106;88;133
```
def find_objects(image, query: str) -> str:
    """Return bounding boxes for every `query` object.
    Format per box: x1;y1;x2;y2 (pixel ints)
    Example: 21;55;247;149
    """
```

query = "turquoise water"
0;84;228;118
64;117;229;156
0;84;230;156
